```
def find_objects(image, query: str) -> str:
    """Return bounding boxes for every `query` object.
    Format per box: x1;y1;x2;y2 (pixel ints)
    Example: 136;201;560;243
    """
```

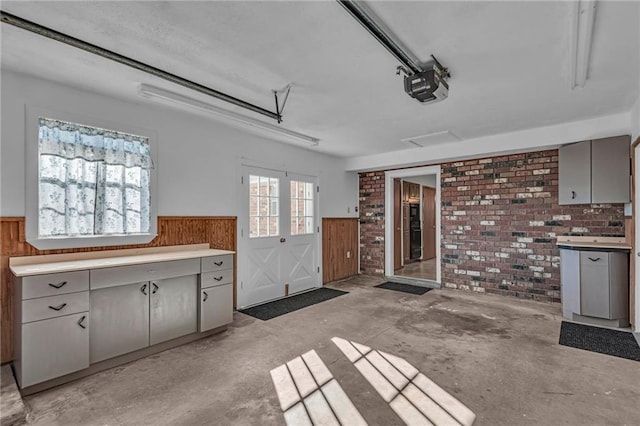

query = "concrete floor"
17;275;640;425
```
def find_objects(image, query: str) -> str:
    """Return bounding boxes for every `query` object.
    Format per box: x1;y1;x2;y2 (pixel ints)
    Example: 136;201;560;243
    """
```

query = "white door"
239;166;319;308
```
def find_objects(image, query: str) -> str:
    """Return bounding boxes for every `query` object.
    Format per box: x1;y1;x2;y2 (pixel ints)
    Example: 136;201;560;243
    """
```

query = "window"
26;109;157;250
290;180;314;235
249;175;279;238
38;118;152;238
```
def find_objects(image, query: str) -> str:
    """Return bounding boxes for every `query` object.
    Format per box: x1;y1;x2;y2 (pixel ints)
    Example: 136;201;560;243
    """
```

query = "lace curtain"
38;118;152;237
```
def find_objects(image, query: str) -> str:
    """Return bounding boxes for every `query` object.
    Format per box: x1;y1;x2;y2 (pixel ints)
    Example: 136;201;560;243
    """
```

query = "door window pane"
290;180;314;235
249;175;279;238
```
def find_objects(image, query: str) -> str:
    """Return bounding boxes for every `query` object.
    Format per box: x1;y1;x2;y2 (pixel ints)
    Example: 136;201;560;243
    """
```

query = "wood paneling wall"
0;216;236;364
322;218;358;284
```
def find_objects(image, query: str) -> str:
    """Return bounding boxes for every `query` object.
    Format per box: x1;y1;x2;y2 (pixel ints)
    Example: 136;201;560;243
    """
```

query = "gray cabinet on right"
559;135;630;205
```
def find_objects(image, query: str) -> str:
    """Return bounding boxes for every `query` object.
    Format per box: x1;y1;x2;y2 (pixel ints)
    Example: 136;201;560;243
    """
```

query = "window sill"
26;233;158;251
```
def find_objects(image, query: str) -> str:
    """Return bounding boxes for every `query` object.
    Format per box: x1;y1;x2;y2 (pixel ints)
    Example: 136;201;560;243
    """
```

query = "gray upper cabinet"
591;136;630;203
559;135;630;205
559;141;591;204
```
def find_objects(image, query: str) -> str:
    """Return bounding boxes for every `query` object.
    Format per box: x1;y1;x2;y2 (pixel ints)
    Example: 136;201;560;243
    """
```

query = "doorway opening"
385;166;441;286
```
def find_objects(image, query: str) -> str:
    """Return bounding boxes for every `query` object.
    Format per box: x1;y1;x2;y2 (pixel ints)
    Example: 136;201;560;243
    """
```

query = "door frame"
384;166;441;285
632;138;640;331
236;159;322;309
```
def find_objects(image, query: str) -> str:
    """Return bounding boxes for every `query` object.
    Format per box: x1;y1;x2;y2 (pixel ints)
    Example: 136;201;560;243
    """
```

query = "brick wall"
359;171;386;273
358;149;626;302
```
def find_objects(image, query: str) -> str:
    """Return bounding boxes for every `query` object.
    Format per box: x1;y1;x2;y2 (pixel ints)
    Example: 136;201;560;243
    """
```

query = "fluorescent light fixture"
138;84;319;146
570;0;597;89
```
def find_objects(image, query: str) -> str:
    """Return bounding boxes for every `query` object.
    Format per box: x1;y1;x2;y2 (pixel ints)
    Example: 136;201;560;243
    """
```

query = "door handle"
571;190;576;199
588;257;601;262
48;281;67;289
77;315;87;329
48;303;67;311
203;291;208;302
280;237;286;243
152;283;159;294
141;283;148;295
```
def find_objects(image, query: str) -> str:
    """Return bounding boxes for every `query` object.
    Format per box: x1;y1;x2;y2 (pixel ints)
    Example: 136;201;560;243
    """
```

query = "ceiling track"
0;10;281;122
337;0;422;75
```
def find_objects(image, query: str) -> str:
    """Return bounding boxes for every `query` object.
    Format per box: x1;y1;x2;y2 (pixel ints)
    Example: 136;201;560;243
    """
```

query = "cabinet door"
150;275;198;345
580;253;611;319
90;282;150;363
559;141;591;204
21;312;89;387
200;284;233;332
591;136;630;203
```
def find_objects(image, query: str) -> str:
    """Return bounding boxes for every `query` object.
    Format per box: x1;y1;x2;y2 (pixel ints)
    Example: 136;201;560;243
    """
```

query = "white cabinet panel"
150;275;198;345
20;312;89;387
90;282;150;363
199;284;233;332
90;259;200;290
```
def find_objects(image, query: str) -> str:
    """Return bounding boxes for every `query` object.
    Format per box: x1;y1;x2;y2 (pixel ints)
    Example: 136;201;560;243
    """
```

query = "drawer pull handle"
203;291;208;302
214;261;224;266
78;315;87;329
214;276;223;281
152;283;159;294
588;257;601;262
571;190;576;199
48;281;67;289
48;303;67;311
141;283;148;295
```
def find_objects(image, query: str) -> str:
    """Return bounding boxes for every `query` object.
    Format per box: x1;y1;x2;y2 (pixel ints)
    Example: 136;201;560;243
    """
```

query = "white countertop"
556;235;631;250
10;245;234;277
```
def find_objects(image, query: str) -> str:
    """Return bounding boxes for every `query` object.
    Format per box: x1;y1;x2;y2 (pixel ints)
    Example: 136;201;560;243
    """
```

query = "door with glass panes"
241;166;319;308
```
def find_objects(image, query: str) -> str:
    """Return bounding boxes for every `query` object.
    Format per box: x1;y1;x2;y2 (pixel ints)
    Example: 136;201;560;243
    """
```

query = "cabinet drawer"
21;271;89;300
200;270;233;289
201;255;233;273
579;252;609;266
90;258;200;290
22;291;89;324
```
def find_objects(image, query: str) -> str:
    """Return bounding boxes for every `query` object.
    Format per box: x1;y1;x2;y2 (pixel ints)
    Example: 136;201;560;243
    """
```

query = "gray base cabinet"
13;250;234;390
90;282;150;364
150;276;198;345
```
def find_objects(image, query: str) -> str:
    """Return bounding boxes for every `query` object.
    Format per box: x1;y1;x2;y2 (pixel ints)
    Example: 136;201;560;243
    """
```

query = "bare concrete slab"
1;365;26;426
15;275;640;425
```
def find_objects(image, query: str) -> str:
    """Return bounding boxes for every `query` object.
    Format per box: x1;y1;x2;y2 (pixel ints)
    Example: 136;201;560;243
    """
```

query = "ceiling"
2;1;639;158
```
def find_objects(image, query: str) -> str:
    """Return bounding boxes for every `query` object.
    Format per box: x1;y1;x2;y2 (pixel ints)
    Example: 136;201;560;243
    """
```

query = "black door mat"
239;288;348;321
558;321;640;362
375;282;433;295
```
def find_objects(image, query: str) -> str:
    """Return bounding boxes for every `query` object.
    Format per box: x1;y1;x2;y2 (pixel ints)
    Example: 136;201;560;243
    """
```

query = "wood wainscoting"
322;218;359;284
0;216;236;364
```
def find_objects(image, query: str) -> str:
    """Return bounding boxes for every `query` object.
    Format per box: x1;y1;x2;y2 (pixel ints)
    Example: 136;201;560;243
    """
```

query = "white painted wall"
345;112;632;172
0;71;359;219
